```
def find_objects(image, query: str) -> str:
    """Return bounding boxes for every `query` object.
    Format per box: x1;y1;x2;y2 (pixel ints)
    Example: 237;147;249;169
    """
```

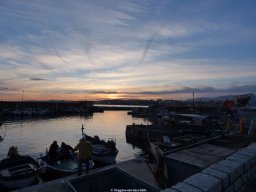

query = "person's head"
61;142;65;147
7;146;19;157
53;141;57;145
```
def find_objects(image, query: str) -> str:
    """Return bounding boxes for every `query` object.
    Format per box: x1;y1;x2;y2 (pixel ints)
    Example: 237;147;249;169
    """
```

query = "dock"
115;157;156;185
15;157;157;192
12;136;256;192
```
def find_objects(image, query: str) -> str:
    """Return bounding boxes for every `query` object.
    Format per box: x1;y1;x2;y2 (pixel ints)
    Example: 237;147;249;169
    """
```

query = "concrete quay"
163;143;256;192
14;157;157;192
13;143;256;192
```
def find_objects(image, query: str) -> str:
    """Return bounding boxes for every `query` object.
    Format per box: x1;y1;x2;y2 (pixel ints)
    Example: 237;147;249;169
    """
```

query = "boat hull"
41;157;94;177
0;156;40;189
82;132;119;164
93;150;118;164
0;175;38;189
92;144;118;164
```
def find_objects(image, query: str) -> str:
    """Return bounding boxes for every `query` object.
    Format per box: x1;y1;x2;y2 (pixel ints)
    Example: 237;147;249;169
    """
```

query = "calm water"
0;111;150;161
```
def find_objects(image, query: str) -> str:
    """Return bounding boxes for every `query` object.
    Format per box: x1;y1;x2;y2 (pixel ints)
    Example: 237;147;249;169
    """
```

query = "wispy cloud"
30;78;48;81
0;0;256;100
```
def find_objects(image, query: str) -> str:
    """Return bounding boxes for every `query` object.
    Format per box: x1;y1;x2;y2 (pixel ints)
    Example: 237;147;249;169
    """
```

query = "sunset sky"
0;0;256;101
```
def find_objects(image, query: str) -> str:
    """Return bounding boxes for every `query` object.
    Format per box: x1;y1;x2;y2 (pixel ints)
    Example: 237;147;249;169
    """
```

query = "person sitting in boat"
59;142;74;160
48;140;59;163
74;137;92;176
106;139;117;152
7;146;19;157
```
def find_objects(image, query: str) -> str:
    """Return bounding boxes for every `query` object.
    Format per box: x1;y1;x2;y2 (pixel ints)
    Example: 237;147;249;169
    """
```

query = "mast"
192;90;195;109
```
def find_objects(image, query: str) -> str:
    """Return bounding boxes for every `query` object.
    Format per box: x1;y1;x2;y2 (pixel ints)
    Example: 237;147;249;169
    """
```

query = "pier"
1;101;256;192
12;134;256;192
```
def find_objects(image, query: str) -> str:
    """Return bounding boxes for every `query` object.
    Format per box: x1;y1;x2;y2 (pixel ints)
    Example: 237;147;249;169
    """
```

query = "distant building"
234;94;256;106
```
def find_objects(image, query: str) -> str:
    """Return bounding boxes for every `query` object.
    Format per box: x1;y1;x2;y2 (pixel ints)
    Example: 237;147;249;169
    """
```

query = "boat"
0;121;6;142
175;114;208;126
151;135;181;152
0;155;41;189
92;139;119;164
40;154;94;177
81;125;119;164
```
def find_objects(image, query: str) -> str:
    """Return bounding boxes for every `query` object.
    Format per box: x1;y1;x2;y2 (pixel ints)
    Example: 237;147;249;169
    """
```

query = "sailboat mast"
192;90;194;109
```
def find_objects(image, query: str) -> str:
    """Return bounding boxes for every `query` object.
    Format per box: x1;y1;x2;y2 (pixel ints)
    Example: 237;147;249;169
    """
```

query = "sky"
0;0;256;101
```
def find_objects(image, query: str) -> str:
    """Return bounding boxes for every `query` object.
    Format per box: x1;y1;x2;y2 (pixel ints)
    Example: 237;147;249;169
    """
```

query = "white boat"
0;122;6;142
0;155;41;189
40;155;93;177
92;141;119;164
81;125;119;164
176;114;208;126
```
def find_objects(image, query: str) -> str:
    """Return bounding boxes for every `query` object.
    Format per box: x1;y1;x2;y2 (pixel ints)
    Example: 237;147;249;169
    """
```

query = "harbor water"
0;111;150;161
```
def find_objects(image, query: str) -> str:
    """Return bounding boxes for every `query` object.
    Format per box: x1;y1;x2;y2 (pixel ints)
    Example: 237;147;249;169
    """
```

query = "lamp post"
193;90;195;109
22;90;24;102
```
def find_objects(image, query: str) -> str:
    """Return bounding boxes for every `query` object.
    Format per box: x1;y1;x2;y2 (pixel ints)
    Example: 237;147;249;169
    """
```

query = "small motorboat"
0;155;41;189
0;121;6;142
40;154;94;177
92;139;119;164
81;125;119;164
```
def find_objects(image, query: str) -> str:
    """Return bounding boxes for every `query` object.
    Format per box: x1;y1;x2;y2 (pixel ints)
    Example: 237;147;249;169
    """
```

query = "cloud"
41;83;256;99
0;1;256;100
92;84;256;96
30;78;47;81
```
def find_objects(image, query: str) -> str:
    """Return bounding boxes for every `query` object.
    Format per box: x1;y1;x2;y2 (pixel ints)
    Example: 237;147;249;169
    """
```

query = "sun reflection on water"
0;111;150;162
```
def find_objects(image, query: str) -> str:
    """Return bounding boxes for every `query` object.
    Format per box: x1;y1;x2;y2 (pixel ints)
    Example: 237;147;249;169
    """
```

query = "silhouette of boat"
0;155;41;189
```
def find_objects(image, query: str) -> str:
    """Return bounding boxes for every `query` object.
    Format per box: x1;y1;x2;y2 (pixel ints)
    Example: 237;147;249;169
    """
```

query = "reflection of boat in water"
0;155;41;189
81;125;119;164
40;155;93;177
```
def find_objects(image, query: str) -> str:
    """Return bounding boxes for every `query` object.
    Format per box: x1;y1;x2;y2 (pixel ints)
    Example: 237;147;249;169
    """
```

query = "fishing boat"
81;125;119;164
92;139;119;164
0;121;6;142
40;155;94;177
0;155;41;189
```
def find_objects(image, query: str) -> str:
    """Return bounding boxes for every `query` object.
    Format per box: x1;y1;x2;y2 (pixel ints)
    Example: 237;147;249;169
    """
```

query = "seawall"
163;143;256;192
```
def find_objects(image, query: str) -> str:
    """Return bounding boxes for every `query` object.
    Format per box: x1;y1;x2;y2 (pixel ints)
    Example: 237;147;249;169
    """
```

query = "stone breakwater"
162;143;256;192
